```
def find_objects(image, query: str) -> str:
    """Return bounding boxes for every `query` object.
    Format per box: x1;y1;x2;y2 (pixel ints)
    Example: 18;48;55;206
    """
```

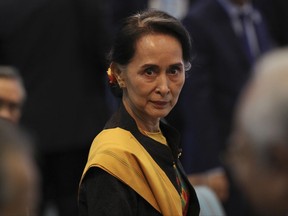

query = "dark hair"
108;9;192;96
109;9;191;65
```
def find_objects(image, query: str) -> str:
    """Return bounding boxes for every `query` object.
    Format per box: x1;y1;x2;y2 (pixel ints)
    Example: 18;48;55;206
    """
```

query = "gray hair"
236;48;288;153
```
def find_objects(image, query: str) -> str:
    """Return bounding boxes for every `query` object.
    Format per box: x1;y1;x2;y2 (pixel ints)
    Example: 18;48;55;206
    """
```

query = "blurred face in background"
0;77;25;123
115;33;185;130
228;130;288;216
0;118;39;216
0;149;40;216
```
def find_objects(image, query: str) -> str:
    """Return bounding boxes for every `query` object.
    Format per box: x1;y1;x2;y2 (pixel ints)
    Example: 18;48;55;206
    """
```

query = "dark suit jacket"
0;0;113;152
164;1;274;215
256;0;288;46
167;0;273;173
112;0;147;23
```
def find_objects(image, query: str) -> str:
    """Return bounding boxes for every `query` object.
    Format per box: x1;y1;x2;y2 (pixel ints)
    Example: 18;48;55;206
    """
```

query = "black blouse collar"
104;102;182;161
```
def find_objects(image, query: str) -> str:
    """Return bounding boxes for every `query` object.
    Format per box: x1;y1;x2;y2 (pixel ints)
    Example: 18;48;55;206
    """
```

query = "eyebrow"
140;62;184;69
170;63;184;67
140;64;156;69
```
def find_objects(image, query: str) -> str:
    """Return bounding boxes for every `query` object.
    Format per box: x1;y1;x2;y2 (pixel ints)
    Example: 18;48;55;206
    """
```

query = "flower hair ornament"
107;67;117;86
107;66;123;97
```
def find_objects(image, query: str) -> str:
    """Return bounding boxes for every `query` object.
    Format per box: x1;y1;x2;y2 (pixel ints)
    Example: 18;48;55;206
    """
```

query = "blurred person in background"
0;66;26;124
255;0;288;47
166;0;275;215
112;0;148;29
227;48;288;216
148;0;190;19
0;118;39;216
0;0;113;215
111;0;197;31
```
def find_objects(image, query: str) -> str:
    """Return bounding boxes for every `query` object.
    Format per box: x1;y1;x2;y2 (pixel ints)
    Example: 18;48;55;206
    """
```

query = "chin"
153;111;170;119
149;112;168;119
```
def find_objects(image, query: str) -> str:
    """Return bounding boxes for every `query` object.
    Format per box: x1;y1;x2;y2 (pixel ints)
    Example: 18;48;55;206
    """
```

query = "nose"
156;74;170;96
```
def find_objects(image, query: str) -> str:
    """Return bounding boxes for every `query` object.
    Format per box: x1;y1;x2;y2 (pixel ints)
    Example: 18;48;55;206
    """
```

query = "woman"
78;9;200;216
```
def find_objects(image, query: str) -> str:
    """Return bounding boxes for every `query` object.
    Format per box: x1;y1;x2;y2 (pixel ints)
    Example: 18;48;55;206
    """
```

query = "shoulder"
92;127;136;151
86;127;145;165
78;167;138;216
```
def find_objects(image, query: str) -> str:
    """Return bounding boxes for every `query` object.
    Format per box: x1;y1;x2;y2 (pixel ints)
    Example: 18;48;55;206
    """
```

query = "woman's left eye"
168;66;182;75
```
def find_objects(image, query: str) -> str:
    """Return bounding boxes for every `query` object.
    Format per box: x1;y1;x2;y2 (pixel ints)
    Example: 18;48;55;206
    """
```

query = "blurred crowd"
0;0;287;215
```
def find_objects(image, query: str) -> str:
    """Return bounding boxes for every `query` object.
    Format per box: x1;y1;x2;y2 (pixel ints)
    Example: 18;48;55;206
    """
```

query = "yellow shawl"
80;127;182;216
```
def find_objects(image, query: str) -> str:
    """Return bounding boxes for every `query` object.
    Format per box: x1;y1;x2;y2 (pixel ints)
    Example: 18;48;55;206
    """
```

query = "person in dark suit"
0;0;113;215
111;0;148;32
166;0;274;215
255;0;288;47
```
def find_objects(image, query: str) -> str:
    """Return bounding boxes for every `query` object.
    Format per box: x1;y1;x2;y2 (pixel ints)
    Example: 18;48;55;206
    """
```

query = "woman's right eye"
144;67;156;76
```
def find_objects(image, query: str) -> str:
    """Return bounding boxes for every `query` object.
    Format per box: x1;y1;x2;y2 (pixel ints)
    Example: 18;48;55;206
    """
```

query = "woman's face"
117;33;185;127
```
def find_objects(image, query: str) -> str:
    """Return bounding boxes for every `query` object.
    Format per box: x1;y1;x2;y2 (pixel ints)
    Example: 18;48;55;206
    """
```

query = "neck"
122;99;160;133
138;123;160;133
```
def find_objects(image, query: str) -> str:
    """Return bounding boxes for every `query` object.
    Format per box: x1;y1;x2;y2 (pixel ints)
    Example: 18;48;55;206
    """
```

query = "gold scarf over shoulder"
80;127;182;216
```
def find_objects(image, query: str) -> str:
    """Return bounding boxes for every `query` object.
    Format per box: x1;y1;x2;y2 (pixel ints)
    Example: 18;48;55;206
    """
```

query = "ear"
110;63;126;88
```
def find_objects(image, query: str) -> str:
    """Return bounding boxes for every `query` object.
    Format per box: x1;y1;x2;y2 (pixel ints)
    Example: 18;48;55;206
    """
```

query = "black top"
78;103;200;216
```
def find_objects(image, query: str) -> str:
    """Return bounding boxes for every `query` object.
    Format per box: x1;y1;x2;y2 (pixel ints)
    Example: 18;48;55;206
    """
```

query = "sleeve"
78;167;137;216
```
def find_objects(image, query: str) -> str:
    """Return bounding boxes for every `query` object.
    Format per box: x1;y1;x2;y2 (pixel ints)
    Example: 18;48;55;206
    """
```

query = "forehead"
136;33;180;49
132;33;182;61
0;78;24;99
0;77;20;88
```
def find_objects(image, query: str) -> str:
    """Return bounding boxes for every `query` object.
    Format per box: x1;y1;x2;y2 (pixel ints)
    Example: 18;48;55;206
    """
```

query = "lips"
152;101;169;107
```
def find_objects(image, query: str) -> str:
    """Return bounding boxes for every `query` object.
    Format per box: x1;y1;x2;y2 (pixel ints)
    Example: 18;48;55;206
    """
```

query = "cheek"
125;81;150;100
172;80;185;98
176;75;185;90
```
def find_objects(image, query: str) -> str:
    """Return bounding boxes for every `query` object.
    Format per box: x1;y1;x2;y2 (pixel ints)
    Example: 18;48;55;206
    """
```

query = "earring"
118;82;124;88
